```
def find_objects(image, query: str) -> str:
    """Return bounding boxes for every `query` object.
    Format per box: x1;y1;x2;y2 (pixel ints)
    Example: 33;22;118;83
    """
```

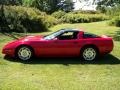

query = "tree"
58;0;74;12
96;0;120;12
0;0;24;33
97;0;120;7
23;0;74;13
0;0;22;5
0;1;10;32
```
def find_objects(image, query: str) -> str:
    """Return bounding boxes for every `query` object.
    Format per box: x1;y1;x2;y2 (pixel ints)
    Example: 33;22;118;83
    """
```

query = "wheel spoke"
83;48;96;61
18;47;32;61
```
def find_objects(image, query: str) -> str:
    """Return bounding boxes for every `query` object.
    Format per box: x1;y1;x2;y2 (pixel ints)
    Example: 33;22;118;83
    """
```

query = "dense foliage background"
0;0;120;33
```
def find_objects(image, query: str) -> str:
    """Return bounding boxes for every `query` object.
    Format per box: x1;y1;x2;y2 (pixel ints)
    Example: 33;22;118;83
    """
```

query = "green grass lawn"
0;21;120;90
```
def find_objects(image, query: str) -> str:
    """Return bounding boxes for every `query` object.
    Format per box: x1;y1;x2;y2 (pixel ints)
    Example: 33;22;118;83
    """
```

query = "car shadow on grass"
4;54;120;65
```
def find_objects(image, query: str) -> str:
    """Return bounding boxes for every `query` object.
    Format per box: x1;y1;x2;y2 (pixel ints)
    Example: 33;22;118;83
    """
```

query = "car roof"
60;28;82;32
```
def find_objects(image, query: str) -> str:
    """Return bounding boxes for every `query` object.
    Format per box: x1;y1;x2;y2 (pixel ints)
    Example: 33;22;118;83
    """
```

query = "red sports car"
2;29;113;61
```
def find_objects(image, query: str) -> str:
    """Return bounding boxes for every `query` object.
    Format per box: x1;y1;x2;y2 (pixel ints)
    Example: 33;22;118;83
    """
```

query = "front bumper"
2;48;15;57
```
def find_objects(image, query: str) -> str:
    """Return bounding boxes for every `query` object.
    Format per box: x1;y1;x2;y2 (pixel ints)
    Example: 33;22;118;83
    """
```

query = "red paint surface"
2;31;113;58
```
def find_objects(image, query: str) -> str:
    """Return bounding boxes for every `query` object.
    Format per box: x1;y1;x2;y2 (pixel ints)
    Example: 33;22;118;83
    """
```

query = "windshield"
44;30;64;40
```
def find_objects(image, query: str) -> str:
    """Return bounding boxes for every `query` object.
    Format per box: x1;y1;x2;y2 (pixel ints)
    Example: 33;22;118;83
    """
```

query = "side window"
83;32;99;38
61;32;73;36
58;31;78;40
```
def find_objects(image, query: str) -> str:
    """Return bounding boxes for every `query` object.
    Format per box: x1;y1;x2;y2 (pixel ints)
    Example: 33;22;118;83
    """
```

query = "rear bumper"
100;38;114;55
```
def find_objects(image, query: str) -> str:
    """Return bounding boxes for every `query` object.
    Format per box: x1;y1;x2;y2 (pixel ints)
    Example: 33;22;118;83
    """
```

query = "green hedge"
61;13;109;23
51;10;109;24
0;6;110;33
0;6;59;33
71;10;100;14
109;16;120;27
52;10;66;19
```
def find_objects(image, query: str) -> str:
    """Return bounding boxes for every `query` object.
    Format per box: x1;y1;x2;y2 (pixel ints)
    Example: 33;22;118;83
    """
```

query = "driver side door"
37;31;81;57
50;31;80;57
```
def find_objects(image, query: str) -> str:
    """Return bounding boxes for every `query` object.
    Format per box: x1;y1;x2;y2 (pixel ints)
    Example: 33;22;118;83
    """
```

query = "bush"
51;11;109;24
44;15;59;27
105;5;120;17
71;10;100;14
52;10;66;19
61;13;109;23
0;5;59;33
109;16;120;27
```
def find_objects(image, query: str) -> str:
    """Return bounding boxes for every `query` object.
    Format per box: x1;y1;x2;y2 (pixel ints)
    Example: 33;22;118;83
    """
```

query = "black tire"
16;46;33;61
81;46;98;61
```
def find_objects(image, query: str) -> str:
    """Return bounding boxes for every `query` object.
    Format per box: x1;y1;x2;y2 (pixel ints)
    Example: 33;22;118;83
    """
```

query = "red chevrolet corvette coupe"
2;29;113;61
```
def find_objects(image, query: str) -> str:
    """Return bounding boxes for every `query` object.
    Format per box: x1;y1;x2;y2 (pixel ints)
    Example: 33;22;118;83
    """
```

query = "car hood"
20;35;44;41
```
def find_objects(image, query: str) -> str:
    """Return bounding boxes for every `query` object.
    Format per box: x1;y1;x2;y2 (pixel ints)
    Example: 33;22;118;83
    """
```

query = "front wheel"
16;46;33;61
81;47;98;61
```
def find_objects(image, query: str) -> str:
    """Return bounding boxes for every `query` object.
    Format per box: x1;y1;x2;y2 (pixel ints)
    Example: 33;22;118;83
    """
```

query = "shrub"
71;10;100;14
109;16;120;27
105;5;120;17
44;15;59;27
52;10;66;19
0;5;59;33
61;13;109;23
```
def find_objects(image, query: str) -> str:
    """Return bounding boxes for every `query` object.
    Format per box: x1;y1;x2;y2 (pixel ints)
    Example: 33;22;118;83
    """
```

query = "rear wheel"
16;46;33;61
81;47;98;61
